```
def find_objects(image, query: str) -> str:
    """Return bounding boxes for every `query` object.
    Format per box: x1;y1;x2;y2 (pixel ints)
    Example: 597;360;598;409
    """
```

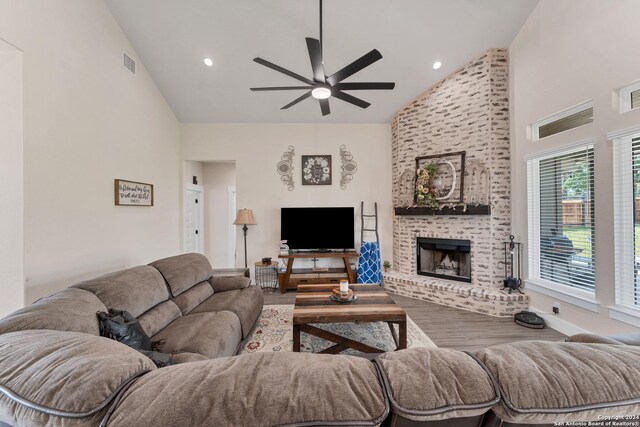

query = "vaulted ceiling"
105;0;538;123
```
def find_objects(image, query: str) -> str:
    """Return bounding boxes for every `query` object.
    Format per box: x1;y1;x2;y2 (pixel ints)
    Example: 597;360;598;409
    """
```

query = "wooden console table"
278;251;359;293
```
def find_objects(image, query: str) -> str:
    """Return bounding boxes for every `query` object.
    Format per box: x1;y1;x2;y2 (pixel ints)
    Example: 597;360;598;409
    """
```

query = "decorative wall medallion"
277;145;295;191
396;169;415;207
339;144;358;190
464;160;489;204
302;155;332;185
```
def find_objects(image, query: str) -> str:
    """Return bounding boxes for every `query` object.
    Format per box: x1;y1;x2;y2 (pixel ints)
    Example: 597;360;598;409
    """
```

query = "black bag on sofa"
97;309;152;351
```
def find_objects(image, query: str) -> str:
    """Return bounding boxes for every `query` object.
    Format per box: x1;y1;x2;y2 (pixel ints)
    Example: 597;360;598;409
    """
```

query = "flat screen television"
281;207;354;251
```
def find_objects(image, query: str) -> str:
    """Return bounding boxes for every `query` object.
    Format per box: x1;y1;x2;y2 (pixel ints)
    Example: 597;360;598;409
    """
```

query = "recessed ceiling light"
433;61;442;70
203;57;213;67
311;86;331;100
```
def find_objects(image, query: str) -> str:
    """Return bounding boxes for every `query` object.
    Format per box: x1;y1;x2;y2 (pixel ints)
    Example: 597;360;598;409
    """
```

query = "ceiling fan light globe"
311;87;332;99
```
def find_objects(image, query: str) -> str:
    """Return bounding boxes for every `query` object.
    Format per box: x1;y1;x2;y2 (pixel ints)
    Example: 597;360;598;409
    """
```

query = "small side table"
254;262;279;291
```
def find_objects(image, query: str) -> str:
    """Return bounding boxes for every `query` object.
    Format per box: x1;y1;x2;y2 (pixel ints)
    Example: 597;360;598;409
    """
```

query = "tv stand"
278;251;359;294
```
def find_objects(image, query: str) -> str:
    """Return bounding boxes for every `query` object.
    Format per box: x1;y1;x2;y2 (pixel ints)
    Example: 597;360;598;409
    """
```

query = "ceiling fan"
250;0;395;116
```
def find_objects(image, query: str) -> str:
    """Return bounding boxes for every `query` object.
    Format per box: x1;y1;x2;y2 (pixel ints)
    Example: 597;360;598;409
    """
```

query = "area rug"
239;304;436;355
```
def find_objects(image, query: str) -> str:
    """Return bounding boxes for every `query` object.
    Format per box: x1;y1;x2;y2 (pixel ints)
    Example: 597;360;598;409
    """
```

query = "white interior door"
184;185;204;254
228;186;236;266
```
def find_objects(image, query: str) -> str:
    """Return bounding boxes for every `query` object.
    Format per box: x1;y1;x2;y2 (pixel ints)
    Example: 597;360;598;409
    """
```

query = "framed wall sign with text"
114;179;154;206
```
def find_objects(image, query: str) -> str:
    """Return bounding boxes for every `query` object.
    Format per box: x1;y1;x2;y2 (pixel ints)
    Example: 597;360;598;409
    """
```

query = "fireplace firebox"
416;238;471;283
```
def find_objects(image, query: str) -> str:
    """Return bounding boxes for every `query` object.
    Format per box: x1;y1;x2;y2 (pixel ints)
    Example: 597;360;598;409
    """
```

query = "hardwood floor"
263;289;566;352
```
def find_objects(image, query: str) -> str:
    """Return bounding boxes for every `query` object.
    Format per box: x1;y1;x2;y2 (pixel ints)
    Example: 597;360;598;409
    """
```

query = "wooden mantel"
394;204;491;216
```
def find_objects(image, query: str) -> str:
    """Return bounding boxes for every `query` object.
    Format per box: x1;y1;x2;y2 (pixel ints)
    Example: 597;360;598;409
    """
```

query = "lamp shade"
233;208;257;225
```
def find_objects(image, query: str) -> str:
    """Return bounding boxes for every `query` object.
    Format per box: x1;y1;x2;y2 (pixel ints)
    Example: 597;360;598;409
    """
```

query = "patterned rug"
239;304;436;355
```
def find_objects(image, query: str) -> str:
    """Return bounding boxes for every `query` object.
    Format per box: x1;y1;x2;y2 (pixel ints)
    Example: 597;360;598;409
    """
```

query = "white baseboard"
529;306;590;336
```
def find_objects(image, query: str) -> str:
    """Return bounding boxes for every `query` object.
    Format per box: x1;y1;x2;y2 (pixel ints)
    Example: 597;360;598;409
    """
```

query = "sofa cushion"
188;286;263;338
152;311;241;359
474;341;640;423
105;352;388;426
73;265;170;317
0;330;155;427
137;300;182;337
0;288;107;336
375;348;498;421
171;281;214;315
171;352;210;364
149;253;213;297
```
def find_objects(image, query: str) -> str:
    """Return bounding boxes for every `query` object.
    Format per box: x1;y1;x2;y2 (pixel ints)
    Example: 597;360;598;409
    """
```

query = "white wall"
202;162;236;268
0;1;181;304
181;123;392;272
0;39;24;315
510;0;640;334
182;160;203;187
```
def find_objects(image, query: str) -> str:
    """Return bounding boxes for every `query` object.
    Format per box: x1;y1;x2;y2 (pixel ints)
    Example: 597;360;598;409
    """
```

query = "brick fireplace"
416;238;471;283
383;49;529;317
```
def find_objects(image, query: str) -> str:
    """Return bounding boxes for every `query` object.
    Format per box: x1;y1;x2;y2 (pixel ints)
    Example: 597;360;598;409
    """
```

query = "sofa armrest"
211;267;250;279
609;332;640;346
565;333;625;345
208;276;251;292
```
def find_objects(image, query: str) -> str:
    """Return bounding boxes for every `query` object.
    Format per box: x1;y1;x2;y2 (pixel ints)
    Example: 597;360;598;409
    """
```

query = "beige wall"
202;162;236;268
0;0;181;305
181;123;392;272
0;39;24;316
510;0;640;334
182;160;204;187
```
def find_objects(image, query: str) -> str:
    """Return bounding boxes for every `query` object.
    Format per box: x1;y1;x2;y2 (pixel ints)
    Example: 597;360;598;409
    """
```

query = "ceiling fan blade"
281;91;312;109
319;98;331;116
250;86;310;91
332;90;371;109
326;49;383;86
253;57;314;85
333;82;395;90
305;38;325;83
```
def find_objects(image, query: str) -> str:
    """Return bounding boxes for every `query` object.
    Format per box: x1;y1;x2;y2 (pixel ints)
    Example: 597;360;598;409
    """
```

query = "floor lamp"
233;208;257;268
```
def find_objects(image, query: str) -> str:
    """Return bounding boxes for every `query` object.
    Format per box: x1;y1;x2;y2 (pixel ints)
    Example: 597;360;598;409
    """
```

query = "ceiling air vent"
532;101;593;141
123;52;136;75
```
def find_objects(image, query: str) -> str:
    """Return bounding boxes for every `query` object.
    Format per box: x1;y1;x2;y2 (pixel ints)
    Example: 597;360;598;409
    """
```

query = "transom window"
619;81;640;113
531;101;593;141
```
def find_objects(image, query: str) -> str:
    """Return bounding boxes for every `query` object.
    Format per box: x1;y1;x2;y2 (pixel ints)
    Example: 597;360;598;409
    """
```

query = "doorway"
201;162;236;268
184;184;204;254
228;186;237;266
0;38;24;315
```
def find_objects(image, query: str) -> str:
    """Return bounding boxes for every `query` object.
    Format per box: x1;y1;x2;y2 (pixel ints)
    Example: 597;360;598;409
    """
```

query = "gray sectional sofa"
0;253;639;427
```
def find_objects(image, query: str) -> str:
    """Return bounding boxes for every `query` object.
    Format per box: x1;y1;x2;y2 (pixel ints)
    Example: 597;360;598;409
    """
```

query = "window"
613;134;640;309
632;89;640;110
528;144;596;292
531;102;593;141
619;81;640;113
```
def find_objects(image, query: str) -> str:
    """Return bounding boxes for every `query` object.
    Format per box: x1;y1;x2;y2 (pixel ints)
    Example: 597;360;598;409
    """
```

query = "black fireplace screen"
416;238;471;283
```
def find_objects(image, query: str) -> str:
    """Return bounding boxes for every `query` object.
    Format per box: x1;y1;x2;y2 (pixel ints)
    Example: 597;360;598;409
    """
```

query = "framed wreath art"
302;155;332;185
414;151;466;206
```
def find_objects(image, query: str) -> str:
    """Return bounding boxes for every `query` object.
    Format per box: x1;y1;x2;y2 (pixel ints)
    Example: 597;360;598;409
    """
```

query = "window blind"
528;145;596;291
613;136;640;308
537;107;594;139
632;89;640;110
